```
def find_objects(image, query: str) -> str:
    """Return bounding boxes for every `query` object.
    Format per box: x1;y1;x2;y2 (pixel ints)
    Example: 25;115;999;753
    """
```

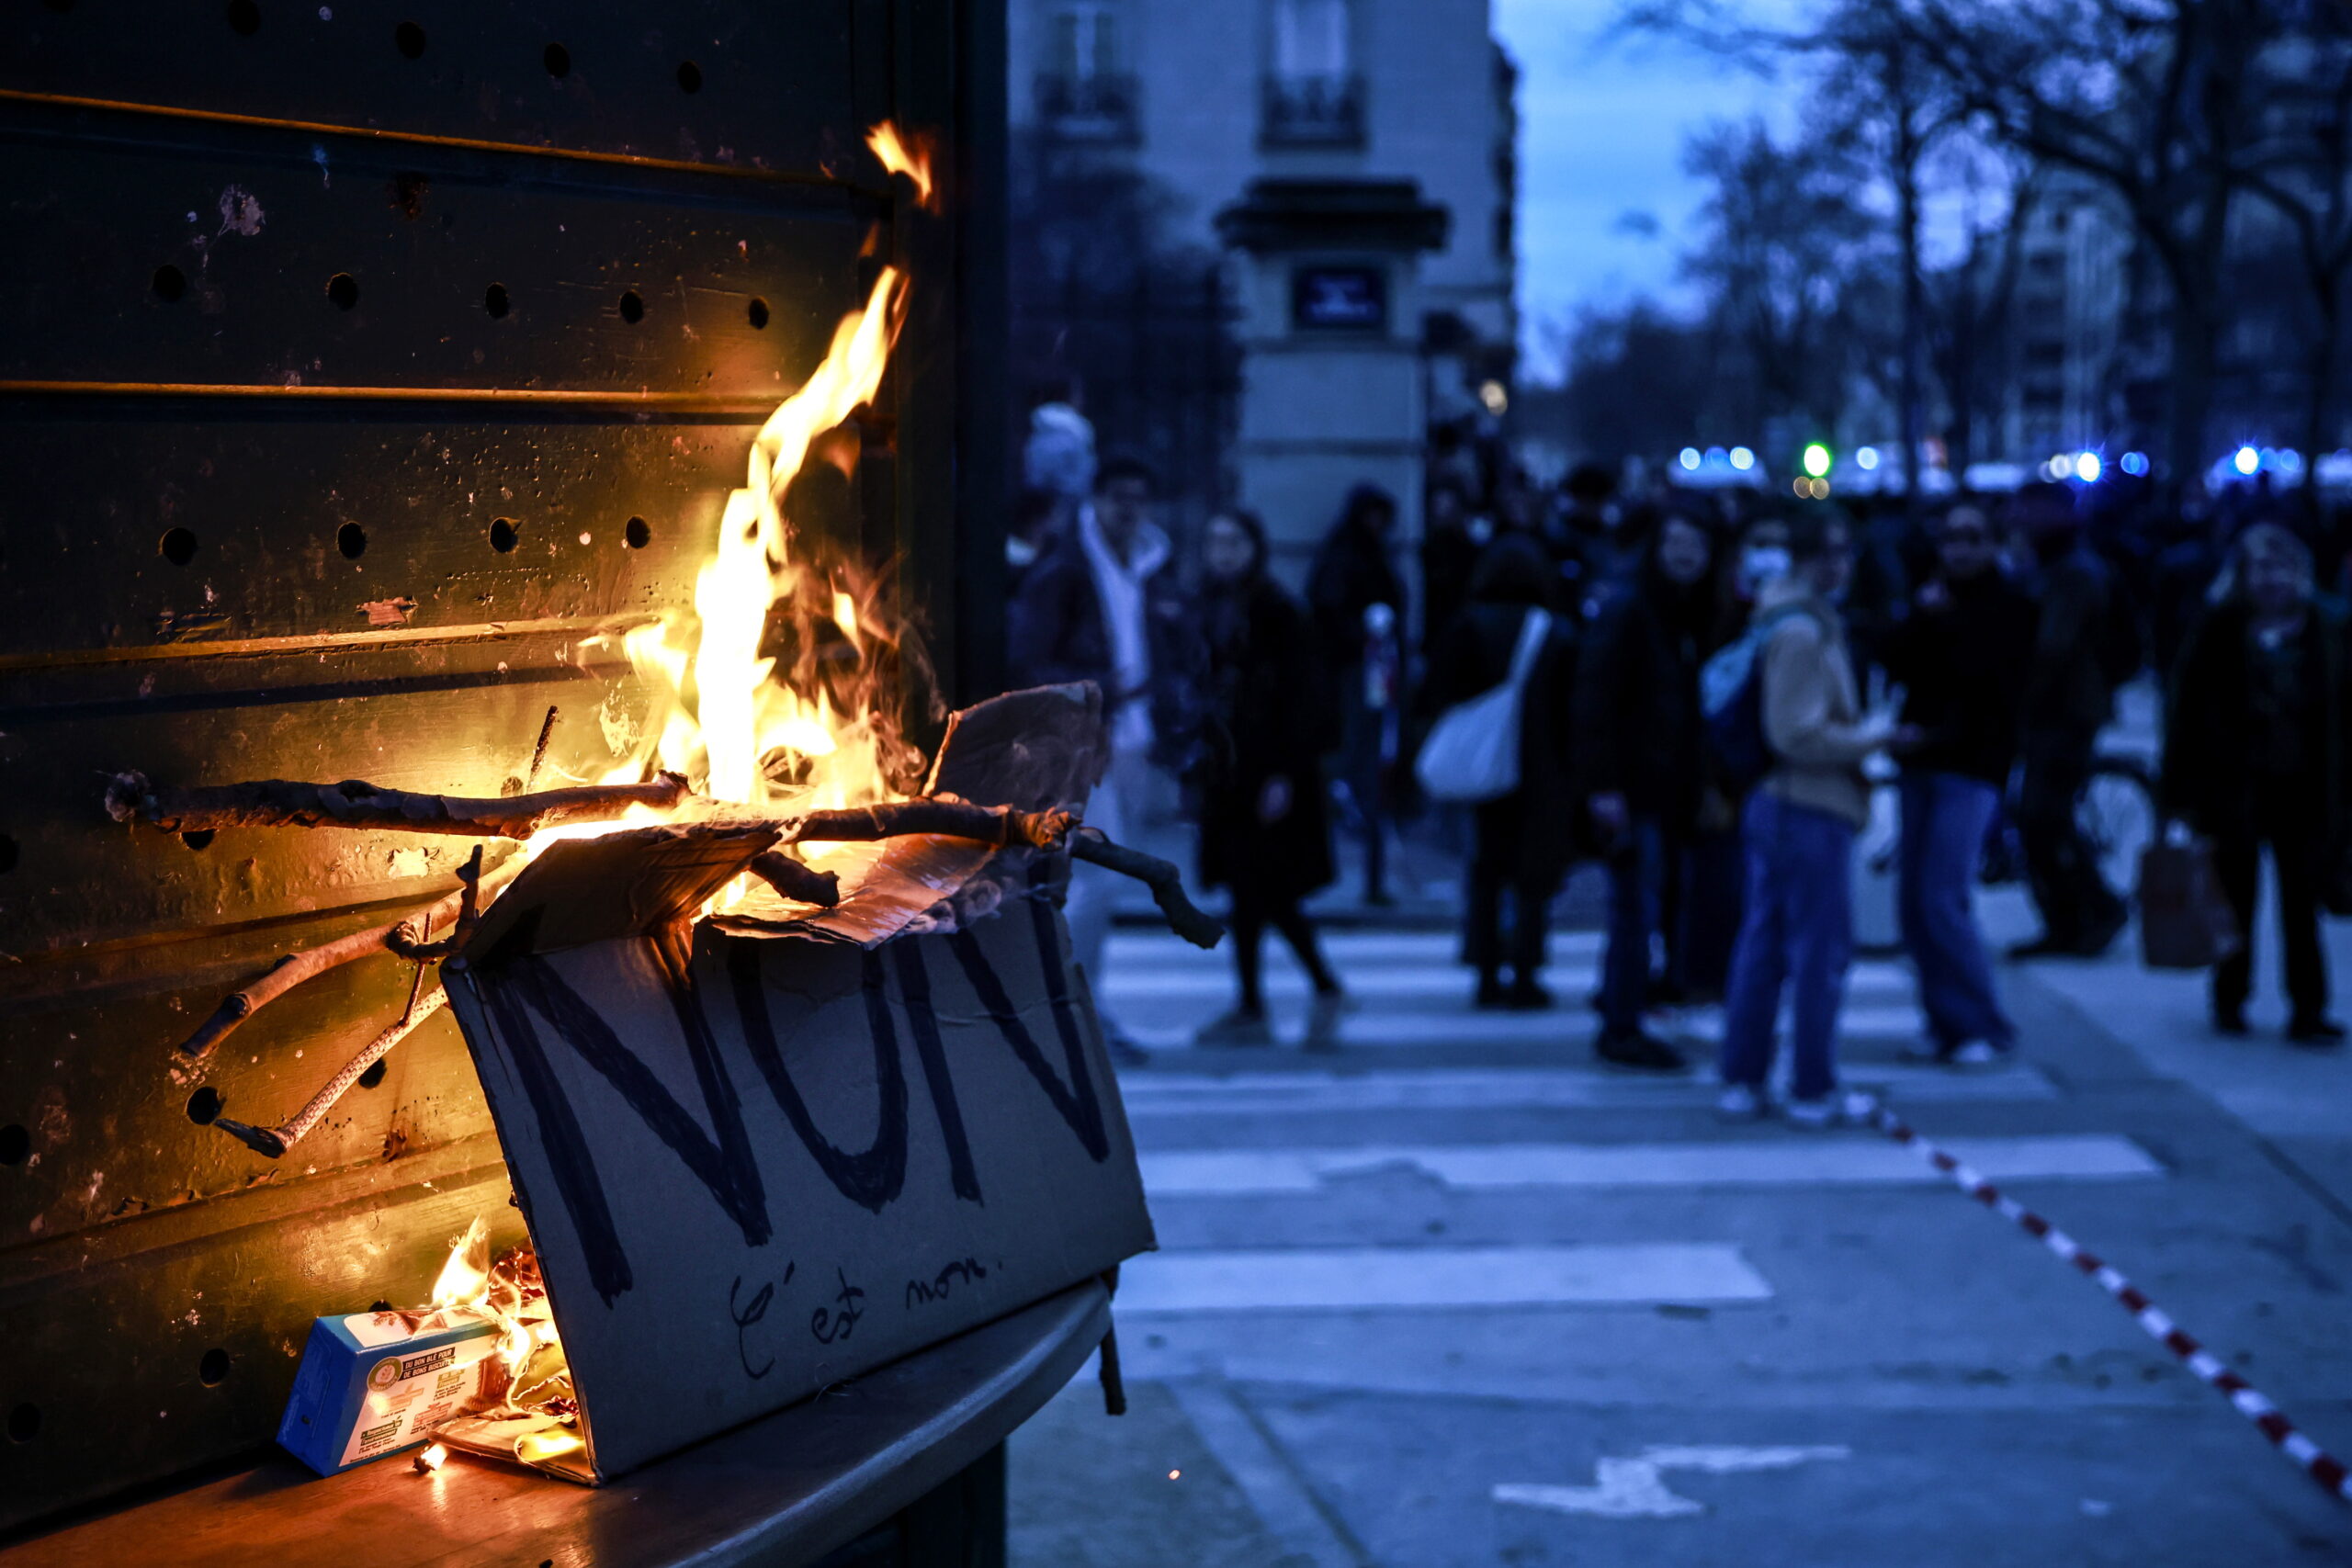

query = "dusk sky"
1493;0;1801;383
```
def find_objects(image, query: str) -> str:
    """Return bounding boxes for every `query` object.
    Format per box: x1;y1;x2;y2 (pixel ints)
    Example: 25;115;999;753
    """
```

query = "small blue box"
277;1310;500;1476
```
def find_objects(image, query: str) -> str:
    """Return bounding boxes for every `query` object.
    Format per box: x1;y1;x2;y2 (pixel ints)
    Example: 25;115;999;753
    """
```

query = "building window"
1036;3;1140;143
1262;0;1363;147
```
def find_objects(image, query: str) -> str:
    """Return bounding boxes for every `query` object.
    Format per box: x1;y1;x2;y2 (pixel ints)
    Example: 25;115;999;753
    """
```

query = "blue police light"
2075;452;2102;483
2119;452;2149;477
2234;446;2261;476
1856;446;1881;471
1728;446;1756;471
1679;447;1702;471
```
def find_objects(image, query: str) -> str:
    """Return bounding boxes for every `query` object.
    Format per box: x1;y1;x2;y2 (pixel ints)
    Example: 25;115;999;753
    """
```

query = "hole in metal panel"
394;19;424;57
617;289;644;323
625;516;651;549
159;528;198;566
153;265;187;302
226;0;259;35
180;829;216;851
676;59;702;93
198;1349;231;1387
490;518;520;554
326;272;358;310
357;1060;389;1090
543;41;570;77
747;296;770;330
484;282;510;319
0;1125;28;1166
336;522;368;559
6;1404;37;1444
186;1088;223;1126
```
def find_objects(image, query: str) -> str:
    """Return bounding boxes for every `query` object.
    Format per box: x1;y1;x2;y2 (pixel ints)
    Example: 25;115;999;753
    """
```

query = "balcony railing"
1261;72;1365;149
1034;72;1141;145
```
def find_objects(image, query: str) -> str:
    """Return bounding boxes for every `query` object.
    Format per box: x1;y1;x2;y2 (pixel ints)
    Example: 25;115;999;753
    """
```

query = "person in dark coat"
2010;481;2132;958
1307;483;1408;905
1573;511;1717;1070
2162;524;2352;1043
1883;504;2038;1064
1189;510;1347;1048
1430;534;1578;1009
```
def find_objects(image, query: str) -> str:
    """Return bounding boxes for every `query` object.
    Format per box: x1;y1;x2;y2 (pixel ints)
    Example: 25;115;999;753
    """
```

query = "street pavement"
1006;888;2352;1566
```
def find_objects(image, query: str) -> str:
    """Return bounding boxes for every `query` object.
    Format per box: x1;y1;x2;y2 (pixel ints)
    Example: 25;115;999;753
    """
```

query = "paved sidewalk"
1009;901;2352;1566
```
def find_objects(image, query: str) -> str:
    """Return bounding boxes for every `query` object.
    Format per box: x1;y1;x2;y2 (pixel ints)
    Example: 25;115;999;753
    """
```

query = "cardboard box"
276;1311;499;1475
435;685;1155;1482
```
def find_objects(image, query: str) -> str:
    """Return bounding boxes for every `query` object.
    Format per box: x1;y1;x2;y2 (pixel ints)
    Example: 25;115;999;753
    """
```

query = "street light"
1802;443;1832;479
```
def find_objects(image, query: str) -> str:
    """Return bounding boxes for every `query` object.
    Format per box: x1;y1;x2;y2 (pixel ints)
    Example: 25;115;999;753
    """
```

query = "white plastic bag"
1415;609;1550;805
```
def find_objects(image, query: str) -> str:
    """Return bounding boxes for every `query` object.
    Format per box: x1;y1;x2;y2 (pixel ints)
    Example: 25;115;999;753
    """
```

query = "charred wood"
105;771;688;840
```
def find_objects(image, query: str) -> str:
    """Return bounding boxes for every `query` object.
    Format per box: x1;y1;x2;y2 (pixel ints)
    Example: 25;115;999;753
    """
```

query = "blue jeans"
1600;819;1666;1035
1898;772;2015;1051
1720;793;1855;1101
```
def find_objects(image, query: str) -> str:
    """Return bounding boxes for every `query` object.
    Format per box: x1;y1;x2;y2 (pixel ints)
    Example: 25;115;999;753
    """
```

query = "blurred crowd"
1006;395;2352;1118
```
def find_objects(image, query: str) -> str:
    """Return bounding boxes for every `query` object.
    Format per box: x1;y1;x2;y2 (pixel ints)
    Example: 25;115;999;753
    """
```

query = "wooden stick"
525;705;560;788
105;771;688;840
174;855;523;1061
211;988;448;1158
775;799;1072;850
748;851;842;908
1069;828;1225;950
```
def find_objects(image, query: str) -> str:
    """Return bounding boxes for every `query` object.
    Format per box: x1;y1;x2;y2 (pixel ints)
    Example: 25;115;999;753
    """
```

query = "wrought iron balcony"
1034;71;1142;144
1261;72;1365;148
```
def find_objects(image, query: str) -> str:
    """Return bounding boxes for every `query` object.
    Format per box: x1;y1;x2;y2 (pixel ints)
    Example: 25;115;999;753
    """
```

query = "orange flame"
866;123;937;211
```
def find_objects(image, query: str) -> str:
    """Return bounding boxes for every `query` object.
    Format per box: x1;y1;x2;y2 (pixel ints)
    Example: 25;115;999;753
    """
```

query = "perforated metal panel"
0;0;1002;1529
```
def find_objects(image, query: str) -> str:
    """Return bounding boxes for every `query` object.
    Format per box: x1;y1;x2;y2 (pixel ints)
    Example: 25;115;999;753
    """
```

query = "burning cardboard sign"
437;817;1148;1479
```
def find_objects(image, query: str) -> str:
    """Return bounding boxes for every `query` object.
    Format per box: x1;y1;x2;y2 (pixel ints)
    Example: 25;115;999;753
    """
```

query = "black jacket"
1430;599;1580;881
1006;528;1195;762
2162;600;2352;847
1570;570;1713;826
2024;543;2121;736
1884;570;2039;786
1193;577;1337;902
1306;494;1407;677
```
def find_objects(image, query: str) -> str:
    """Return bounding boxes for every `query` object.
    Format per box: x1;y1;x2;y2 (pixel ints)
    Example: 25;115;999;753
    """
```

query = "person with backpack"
1426;535;1579;1009
1573;511;1717;1071
2008;481;2135;959
1715;512;1912;1125
1881;504;2038;1065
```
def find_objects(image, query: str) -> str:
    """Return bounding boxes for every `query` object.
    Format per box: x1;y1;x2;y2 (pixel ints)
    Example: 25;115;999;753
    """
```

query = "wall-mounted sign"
1291;265;1386;332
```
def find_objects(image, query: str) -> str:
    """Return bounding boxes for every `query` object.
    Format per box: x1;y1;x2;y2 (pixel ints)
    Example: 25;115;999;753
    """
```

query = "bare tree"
1679;117;1897;445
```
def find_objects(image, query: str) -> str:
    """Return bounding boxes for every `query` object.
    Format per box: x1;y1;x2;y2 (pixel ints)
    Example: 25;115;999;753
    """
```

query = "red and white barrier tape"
1863;1098;2352;1504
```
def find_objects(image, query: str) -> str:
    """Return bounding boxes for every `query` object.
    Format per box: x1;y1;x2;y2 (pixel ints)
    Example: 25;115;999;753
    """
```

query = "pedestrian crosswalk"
1097;924;2166;1338
1101;928;1919;1055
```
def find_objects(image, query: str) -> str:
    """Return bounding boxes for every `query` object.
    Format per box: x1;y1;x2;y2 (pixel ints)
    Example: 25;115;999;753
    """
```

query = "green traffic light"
1802;443;1833;479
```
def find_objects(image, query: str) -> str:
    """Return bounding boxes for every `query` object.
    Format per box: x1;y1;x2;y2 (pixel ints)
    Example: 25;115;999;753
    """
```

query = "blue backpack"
1699;604;1822;795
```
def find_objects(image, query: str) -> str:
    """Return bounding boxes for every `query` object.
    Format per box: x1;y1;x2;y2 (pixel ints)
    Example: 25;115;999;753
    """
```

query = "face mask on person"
1739;545;1791;594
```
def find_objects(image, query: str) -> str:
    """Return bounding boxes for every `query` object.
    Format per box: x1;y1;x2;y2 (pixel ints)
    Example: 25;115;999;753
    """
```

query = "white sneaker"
1786;1089;1880;1130
1716;1083;1769;1120
1949;1040;2004;1069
